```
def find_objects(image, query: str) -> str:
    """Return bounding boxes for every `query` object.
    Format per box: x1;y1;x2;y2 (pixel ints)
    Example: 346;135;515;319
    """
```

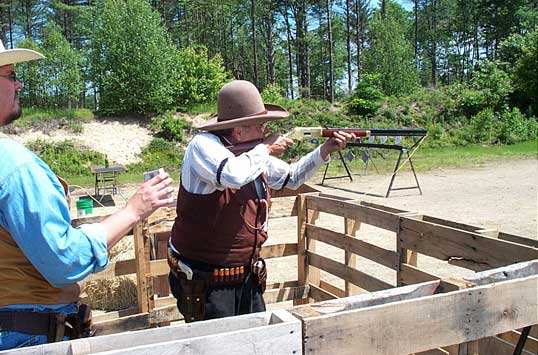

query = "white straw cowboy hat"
0;40;44;67
197;80;289;131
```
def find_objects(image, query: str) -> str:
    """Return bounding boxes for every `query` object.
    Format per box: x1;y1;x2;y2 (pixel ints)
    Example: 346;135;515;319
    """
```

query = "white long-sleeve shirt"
180;132;329;194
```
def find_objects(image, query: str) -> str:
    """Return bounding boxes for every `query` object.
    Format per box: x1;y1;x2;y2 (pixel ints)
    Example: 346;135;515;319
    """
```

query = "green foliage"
172;47;228;107
27;140;103;176
497;108;538;144
16;25;83;108
261;84;286;106
93;0;176;115
470;108;495;143
346;74;385;117
500;28;538;115
127;138;183;174
469;61;513;111
364;3;418;96
152;111;191;143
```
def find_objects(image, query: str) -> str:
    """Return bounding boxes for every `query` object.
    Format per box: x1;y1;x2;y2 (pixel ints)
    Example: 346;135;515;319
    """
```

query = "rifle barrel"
326;128;427;137
322;129;371;137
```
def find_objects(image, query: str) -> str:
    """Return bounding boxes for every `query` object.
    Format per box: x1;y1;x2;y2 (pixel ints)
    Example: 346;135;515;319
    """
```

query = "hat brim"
196;104;289;131
0;49;44;67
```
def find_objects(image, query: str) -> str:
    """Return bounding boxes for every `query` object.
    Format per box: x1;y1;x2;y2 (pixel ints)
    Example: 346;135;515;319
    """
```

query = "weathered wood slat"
497;330;538;354
307;251;393;292
291;280;439;319
415;349;450;355
479;336;535;355
260;243;298;259
298;275;538;355
399;217;538;271
309;284;339;302
264;285;309;304
319;280;346;298
147;221;174;235
85;259;137;282
305;195;400;232
463;259;538;286
306;223;399;270
498;232;538;248
399;264;441;286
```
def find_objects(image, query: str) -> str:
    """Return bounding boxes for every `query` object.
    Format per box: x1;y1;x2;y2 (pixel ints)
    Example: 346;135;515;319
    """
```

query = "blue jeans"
0;332;48;350
0;304;76;350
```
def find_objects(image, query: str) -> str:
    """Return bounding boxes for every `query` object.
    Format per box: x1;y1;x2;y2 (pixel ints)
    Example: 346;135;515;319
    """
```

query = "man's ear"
230;127;242;142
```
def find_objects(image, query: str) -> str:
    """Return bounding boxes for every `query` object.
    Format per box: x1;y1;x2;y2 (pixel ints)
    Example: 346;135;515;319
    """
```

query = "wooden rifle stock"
321;129;371;137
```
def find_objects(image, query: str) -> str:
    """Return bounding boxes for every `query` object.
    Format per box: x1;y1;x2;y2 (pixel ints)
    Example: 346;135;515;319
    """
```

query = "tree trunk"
326;0;334;102
283;3;294;99
345;0;352;92
355;0;362;83
251;0;259;88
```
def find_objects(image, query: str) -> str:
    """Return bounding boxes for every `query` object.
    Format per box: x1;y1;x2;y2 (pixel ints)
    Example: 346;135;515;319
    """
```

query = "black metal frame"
321;131;427;197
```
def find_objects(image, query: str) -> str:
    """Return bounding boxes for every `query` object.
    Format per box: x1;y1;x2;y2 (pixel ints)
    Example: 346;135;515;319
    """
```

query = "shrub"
27;140;103;177
346;74;385;117
497;108;537;144
127;138;183;173
152;112;191;143
470;108;495;143
261;84;286;105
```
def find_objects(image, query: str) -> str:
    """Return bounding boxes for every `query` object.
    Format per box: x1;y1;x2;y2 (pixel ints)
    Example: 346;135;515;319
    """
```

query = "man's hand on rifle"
264;134;293;156
320;131;356;160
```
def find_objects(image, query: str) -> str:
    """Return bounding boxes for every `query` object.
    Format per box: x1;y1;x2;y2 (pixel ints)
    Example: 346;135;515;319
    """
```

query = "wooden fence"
13;190;537;355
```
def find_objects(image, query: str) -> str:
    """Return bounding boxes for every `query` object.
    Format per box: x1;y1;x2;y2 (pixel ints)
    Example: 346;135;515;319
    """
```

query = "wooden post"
344;217;361;296
134;219;154;314
295;193;320;305
397;212;421;286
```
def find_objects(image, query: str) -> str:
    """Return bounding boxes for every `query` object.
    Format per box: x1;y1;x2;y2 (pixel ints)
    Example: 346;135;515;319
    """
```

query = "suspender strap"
281;173;291;189
216;158;229;186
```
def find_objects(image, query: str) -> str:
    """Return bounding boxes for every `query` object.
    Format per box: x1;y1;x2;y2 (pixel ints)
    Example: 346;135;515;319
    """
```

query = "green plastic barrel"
76;198;93;217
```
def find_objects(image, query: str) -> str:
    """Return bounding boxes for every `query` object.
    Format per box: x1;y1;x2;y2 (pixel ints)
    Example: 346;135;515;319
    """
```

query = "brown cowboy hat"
196;80;289;131
0;40;44;67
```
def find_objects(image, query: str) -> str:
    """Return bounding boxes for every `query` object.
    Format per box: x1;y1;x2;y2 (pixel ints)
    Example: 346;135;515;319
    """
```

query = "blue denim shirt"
0;139;110;349
0;138;109;299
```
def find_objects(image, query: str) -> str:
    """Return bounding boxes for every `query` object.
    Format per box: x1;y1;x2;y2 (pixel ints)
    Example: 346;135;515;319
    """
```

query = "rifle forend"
284;127;371;141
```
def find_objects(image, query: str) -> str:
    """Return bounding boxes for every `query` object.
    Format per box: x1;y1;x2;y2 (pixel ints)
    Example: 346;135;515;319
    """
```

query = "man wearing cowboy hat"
167;80;355;322
0;40;175;350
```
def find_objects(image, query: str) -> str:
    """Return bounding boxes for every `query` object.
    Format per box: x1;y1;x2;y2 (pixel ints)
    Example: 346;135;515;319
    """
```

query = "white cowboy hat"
0;40;44;67
197;80;289;131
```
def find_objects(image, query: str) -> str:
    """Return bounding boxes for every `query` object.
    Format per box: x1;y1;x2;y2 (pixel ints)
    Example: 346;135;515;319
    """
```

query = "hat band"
219;109;268;122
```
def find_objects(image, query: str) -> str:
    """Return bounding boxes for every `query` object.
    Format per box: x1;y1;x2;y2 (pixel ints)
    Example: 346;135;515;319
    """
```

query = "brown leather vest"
170;176;271;267
0;147;80;306
0;225;81;306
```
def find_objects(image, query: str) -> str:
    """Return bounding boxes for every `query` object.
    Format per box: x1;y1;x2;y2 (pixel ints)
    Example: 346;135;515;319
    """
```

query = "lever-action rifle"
225;127;371;156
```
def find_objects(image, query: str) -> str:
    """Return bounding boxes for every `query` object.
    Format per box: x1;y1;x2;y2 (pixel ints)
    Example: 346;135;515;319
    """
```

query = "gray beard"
4;106;21;125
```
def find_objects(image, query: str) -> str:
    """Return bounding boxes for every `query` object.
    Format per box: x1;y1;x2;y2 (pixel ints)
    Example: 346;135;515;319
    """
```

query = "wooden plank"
291;280;440;319
306;224;399;270
400;264;441;286
306;195;401;232
147;221;174;235
345;217;362;296
85;259;137;282
307;251;393;292
421;215;485;233
295;193;308;306
93;307;139;323
463;259;538;286
309;284;339;302
497;330;538;354
152;232;169;298
260;243;298;259
12;311;301;355
133;221;153;314
264;285;309;304
479;336;535;355
319;280;346;298
498;232;538;248
358;200;408;213
530;325;538;339
149;259;169;276
299;275;538;355
399;217;538;271
416;349;450;355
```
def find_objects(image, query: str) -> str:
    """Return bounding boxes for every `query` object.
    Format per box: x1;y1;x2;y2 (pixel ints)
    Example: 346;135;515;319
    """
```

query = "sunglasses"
0;72;17;82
